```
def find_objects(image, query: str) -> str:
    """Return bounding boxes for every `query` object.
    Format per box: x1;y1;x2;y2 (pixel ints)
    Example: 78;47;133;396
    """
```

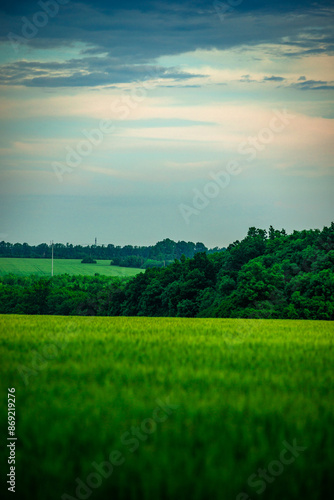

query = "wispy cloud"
290;79;334;90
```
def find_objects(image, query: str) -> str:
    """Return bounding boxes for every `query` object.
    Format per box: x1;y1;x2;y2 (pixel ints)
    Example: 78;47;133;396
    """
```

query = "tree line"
0;223;333;320
0;239;221;269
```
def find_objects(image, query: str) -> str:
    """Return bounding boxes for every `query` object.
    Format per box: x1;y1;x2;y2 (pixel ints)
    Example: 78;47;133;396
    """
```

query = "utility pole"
51;240;54;277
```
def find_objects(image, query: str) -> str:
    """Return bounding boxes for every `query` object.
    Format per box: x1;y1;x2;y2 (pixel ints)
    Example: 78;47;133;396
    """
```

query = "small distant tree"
81;257;97;264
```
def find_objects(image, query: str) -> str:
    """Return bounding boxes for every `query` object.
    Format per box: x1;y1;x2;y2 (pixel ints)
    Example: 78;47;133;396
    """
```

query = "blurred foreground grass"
0;315;333;500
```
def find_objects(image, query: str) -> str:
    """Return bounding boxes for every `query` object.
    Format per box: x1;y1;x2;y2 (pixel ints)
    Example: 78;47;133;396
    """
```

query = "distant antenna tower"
95;237;97;246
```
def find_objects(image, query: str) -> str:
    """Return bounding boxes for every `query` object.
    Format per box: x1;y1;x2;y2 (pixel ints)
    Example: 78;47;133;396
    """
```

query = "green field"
0;258;142;277
1;315;333;500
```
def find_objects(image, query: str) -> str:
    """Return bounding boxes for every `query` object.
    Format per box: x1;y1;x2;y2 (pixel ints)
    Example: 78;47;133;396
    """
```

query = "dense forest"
0;238;220;268
0;223;333;319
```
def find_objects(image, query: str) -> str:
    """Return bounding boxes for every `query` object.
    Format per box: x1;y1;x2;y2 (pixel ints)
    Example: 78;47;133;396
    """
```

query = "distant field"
0;315;333;500
0;258;142;277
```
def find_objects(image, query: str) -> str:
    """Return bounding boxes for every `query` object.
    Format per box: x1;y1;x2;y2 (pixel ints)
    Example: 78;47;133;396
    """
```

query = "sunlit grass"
0;258;142;277
0;315;333;500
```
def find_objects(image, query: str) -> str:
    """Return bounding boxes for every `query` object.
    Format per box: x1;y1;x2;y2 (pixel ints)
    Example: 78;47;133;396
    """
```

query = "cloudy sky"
0;0;333;247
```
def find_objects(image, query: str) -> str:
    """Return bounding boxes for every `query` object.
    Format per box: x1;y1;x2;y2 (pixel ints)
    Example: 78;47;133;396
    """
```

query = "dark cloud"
1;0;333;87
263;76;286;82
0;58;204;86
291;79;334;90
1;0;333;16
283;46;334;57
236;75;333;90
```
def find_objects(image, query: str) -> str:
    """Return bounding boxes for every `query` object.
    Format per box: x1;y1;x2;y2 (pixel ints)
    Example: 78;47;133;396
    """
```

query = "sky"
0;0;333;247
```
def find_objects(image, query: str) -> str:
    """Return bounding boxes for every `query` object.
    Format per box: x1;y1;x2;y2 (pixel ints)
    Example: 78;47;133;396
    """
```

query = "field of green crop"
1;315;333;500
0;258;142;277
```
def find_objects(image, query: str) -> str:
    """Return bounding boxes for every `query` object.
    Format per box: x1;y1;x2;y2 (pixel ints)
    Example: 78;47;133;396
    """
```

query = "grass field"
1;315;333;500
0;258;142;278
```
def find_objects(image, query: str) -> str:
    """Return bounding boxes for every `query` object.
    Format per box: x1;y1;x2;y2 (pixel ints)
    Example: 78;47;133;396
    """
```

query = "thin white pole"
51;240;54;277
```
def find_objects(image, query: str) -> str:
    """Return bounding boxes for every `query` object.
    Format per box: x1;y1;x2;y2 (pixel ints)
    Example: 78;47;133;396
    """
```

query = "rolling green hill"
0;258;142;278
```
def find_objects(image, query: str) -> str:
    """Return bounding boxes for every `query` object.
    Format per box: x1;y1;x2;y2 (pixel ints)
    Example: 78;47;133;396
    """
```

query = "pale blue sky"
0;0;333;246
